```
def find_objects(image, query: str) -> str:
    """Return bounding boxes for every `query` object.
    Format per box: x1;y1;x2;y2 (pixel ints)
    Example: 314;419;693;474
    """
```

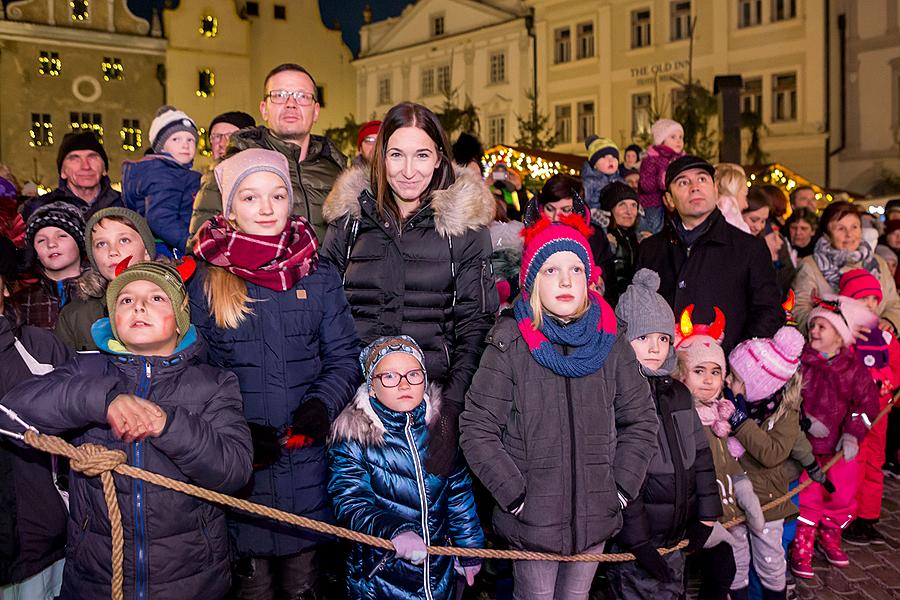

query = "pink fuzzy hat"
728;326;805;402
652;118;684;146
807;293;879;347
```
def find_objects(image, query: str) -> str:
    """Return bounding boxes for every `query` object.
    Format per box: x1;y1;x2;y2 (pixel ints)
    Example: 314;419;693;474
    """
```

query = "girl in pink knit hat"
792;294;880;579
638;119;685;235
838;269;900;545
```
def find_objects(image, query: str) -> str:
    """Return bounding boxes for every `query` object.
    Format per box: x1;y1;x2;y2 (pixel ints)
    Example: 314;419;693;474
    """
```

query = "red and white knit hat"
728;326;805;402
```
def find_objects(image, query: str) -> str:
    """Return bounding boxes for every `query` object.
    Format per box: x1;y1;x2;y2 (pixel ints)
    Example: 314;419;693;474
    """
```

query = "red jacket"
799;344;879;455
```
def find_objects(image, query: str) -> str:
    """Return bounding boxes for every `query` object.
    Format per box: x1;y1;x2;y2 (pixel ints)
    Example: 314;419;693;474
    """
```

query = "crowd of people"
0;62;898;600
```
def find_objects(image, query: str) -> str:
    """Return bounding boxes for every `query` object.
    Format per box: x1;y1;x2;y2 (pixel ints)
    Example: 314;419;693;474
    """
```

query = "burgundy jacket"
799;344;879;455
638;144;683;209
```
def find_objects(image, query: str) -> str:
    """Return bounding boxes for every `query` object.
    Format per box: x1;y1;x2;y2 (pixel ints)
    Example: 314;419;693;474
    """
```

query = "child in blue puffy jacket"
328;335;484;600
122;106;201;254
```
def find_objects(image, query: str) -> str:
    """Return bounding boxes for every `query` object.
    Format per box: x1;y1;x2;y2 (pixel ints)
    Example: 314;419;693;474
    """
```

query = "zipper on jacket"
133;358;151;600
479;260;487;313
563;346;578;551
404;413;434;600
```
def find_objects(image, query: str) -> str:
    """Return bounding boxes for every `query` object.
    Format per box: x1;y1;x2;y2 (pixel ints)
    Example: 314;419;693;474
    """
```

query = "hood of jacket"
322;165;495;238
71;268;107;301
229;126;346;169
90;316;201;361
330;382;442;447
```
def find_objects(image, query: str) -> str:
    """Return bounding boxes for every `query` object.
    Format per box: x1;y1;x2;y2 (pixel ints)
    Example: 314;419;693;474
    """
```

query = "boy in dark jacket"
0;235;70;599
122;106;201;254
2;258;253;600
607;269;721;599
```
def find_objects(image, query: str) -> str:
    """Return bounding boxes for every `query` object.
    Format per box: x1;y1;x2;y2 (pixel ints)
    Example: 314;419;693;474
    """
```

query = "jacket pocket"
198;512;214;566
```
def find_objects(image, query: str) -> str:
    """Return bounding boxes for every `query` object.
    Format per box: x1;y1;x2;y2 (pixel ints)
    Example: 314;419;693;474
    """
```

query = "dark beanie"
599;181;640;213
25;200;86;254
452;133;484;166
624;143;642;157
57;131;108;175
209;111;255;132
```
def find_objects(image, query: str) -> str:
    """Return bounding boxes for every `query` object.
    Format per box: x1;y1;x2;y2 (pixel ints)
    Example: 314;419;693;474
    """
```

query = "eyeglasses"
265;90;317;106
209;133;230;143
371;369;425;388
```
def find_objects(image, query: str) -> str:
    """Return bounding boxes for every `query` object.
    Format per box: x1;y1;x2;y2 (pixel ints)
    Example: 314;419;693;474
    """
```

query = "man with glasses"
207;111;255;161
189;64;346;243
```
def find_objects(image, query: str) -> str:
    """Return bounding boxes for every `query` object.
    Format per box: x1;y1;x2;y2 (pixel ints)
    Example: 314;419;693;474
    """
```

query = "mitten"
247;422;281;469
425;401;461;477
685;521;713;553
703;522;737;549
733;475;765;534
631;543;672;583
391;531;427;565
837;433;859;461
802;459;836;494
800;415;830;439
289;399;330;446
723;388;748;430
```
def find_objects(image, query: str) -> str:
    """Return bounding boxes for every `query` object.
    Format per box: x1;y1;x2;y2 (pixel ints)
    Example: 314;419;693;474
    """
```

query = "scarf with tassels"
194;214;319;291
514;290;617;377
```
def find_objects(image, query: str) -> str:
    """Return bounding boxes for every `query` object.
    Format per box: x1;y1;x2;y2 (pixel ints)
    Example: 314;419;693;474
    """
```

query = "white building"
354;0;533;147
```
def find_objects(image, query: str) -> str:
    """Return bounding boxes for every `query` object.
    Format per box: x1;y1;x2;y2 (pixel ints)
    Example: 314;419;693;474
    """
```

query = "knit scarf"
514;290;617;377
694;394;735;438
194;214;318;291
813;235;879;291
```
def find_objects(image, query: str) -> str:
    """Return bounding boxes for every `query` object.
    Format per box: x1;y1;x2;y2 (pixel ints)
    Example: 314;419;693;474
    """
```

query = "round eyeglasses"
372;369;426;388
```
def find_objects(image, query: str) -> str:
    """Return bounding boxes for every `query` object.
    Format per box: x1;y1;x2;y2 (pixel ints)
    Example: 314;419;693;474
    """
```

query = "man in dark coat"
637;156;783;353
189;64;345;243
23;131;123;221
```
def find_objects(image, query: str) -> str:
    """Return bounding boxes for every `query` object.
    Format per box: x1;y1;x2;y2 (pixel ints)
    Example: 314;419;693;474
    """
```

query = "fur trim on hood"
329;382;443;447
73;268;107;300
323;165;494;238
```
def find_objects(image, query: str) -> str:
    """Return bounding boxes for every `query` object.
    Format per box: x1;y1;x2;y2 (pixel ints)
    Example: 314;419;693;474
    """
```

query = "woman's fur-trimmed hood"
322;165;494;238
329;382;443;447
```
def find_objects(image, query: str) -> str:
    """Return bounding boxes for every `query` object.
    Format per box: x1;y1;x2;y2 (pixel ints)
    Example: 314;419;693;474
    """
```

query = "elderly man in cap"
637;155;783;353
23;131;123;221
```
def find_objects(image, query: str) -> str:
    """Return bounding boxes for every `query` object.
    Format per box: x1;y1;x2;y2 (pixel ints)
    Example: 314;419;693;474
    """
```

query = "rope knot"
72;444;127;477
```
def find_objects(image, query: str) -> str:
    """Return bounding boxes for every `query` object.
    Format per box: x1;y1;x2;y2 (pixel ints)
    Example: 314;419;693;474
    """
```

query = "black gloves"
247;422;281;469
289;399;330;447
803;459;836;494
685;521;713;553
631;543;672;583
425;402;461;477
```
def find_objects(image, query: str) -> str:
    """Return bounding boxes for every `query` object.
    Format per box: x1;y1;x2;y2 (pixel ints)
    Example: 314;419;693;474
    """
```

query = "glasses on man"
372;369;426;388
209;133;231;143
265;90;317;106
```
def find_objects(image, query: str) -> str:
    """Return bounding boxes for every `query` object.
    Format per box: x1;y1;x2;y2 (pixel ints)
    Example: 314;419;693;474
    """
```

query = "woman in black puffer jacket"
321;103;498;475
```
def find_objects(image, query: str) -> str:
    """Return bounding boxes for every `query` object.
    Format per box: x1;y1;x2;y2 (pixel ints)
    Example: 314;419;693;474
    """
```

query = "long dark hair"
371;102;455;222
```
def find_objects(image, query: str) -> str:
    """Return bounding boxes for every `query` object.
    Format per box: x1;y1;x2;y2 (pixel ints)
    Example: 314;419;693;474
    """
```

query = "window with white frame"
741;77;763;115
576;23;594;59
631;9;652;49
436;64;451;95
738;0;762;28
431;14;445;37
554;27;571;64
421;67;435;97
632;94;652;136
378;76;392;105
576;101;595;142
670;1;691;41
555;105;572;144
772;72;797;121
487;116;506;146
771;0;796;21
489;51;506;84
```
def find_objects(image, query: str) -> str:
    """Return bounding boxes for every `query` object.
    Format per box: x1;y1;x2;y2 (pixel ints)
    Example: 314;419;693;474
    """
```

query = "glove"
723;388;749;430
733;475;765;534
425;402;461;477
507;492;526;517
631;543;672;583
454;559;482;586
803;459;836;494
391;531;427;565
703;522;737;549
247;422;281;469
685;521;713;553
837;433;859;461
289;399;330;446
801;415;830;439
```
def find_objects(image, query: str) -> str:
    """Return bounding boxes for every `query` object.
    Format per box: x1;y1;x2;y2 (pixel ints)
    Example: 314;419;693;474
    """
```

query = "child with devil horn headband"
673;306;767;599
1;256;253;599
460;214;658;599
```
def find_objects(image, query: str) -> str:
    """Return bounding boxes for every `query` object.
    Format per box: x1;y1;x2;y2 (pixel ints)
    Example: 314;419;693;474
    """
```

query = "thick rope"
18;395;895;599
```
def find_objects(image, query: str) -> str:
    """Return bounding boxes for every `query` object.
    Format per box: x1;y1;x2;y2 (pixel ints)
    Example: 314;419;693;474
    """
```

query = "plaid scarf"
194;215;319;291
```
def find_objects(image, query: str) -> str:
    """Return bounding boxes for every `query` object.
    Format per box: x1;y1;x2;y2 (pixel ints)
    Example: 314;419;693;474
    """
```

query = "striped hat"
519;214;594;298
839;268;883;302
149;105;199;153
728;326;805;402
25;200;86;255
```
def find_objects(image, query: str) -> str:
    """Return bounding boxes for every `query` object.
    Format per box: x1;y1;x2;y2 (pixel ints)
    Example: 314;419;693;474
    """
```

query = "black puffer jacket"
0;316;70;586
615;373;721;550
1;328;253;600
321;166;498;409
459;316;658;554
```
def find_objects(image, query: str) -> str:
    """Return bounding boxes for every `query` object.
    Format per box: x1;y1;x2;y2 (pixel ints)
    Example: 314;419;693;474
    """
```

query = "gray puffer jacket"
459;316;658;555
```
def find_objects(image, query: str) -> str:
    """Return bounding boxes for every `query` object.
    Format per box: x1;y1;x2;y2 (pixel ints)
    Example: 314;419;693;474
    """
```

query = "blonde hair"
203;266;254;329
715;163;747;199
528;270;590;330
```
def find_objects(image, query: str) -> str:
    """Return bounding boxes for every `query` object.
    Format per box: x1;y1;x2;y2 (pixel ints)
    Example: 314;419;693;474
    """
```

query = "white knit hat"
148;105;198;152
651;118;684;146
